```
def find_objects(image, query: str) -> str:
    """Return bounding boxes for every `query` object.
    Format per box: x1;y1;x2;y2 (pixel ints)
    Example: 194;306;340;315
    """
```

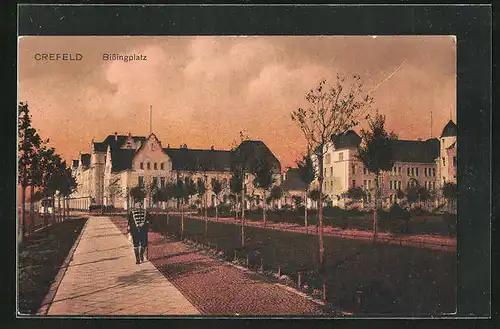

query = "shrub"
443;212;457;236
411;206;427;217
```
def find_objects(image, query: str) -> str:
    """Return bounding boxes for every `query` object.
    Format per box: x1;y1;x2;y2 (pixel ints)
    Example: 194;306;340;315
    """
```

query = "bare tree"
291;76;372;271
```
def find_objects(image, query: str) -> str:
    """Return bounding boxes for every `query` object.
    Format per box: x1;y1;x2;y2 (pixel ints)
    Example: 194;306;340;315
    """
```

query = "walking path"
111;218;328;316
44;216;200;315
186;215;456;252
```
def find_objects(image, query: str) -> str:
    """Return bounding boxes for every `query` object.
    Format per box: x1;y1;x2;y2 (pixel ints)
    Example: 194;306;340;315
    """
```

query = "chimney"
167;144;170;148
210;145;214;151
114;132;118;141
128;132;132;137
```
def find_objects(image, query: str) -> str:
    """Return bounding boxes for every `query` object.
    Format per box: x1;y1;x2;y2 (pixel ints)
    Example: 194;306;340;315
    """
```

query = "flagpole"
149;105;152;134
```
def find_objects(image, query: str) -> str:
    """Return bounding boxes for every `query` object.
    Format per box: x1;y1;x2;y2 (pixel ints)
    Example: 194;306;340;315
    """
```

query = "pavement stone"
46;216;200;316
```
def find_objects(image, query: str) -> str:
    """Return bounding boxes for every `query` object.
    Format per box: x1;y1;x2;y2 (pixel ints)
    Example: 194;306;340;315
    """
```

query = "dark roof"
389;138;439;163
93;142;108;152
281;168;308;191
102;134;147;152
233;140;281;172
164;148;233;172
440;120;457;138
111;149;135;172
332;130;362;149
80;153;91;167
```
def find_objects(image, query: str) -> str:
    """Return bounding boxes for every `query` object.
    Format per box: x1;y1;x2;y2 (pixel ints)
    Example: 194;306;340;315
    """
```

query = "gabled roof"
281;168;308;191
163;148;233;172
440;120;457;138
80;153;91;167
389;138;439;164
233;140;281;172
332;130;362;150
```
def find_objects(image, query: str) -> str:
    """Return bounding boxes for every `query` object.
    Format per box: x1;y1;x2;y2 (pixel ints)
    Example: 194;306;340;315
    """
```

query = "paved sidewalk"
45;216;200;315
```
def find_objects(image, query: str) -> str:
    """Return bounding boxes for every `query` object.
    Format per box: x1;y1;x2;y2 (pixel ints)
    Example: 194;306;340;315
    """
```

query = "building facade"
70;132;281;210
307;120;457;209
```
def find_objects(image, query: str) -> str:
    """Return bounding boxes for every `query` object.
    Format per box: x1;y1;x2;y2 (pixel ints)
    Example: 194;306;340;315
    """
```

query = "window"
433;168;436;176
140;162;144;170
433;181;436;189
389;181;393;190
398;181;402;190
161;162;165;170
138;176;144;187
363;167;367;175
152;177;158;187
324;182;327;190
352;180;356;188
160;177;165;188
352;165;356;175
453;157;457;167
424;168;427;177
363;180;367;188
407;168;410;176
442;157;446;166
154;162;158;170
339;152;344;161
442;138;444;144
398;167;402;175
411;168;415;176
324;168;326;177
330;167;333;176
416;168;419;176
147;162;151;170
325;153;331;164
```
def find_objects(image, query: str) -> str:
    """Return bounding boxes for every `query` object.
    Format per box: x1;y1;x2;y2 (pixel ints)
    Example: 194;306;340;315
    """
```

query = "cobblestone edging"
36;218;89;315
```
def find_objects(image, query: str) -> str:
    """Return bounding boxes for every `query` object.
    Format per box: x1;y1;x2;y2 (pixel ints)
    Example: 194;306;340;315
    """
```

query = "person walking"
127;200;149;264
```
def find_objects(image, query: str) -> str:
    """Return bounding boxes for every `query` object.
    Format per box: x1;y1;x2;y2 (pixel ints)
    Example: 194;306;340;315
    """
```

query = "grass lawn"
18;217;87;314
150;213;456;316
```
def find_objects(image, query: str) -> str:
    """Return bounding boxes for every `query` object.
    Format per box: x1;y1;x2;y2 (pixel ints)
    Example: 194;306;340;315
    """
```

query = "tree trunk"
373;173;380;243
215;198;218;222
29;185;35;235
181;201;185;238
52;195;56;225
19;184;26;243
43;198;48;228
58;195;61;223
263;191;267;227
317;153;325;272
241;175;245;247
304;190;308;235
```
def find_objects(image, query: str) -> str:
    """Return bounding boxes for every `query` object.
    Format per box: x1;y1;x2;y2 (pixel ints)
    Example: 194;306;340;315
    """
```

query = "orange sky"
18;36;456;169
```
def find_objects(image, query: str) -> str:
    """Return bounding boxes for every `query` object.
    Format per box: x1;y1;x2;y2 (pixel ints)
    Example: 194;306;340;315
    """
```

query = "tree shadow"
116;268;162;284
154;260;219;280
67;256;126;268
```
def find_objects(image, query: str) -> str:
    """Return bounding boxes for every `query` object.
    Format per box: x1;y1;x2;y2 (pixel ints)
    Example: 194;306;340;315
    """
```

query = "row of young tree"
18;102;77;243
290;75;457;273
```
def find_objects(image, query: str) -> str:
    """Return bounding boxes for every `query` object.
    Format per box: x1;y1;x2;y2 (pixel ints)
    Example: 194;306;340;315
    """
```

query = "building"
70;132;281;210
303;120;457;209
